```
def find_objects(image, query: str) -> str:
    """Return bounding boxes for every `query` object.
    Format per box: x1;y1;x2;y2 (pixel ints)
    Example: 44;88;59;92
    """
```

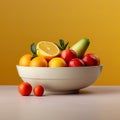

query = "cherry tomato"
18;82;32;96
33;85;44;96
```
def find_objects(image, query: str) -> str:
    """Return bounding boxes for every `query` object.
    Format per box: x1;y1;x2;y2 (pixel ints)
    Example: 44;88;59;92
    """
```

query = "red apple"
68;58;85;67
60;49;77;63
82;53;100;66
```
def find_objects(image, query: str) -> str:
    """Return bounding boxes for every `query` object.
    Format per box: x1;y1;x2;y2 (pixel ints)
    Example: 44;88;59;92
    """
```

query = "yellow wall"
0;0;120;85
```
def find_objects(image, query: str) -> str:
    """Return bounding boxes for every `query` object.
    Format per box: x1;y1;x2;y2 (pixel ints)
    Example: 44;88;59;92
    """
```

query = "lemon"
36;41;60;60
48;57;67;67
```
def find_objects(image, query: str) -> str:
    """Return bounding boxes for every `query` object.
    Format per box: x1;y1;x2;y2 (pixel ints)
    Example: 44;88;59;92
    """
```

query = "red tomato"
60;49;77;63
69;58;85;67
33;85;44;96
82;53;100;66
18;82;32;96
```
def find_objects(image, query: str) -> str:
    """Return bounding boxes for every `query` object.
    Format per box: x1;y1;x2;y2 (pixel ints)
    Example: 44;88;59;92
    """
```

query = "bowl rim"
16;64;103;69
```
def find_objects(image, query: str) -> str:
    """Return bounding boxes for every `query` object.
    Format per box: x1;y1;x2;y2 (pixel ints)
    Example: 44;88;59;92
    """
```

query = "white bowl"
16;65;103;93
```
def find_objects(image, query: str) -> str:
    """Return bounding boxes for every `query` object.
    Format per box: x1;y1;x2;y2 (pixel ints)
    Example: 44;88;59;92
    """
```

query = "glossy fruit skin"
82;53;100;66
18;82;32;96
33;85;44;96
68;58;85;67
60;49;77;63
19;54;33;66
30;56;48;67
48;57;67;67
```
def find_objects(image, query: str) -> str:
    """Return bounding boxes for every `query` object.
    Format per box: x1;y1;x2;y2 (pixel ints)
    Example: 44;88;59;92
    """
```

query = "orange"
30;56;48;67
48;57;67;67
36;41;60;61
19;54;33;66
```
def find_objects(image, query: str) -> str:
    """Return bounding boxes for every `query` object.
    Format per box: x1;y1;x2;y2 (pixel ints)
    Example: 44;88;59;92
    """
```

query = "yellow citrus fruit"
36;41;60;60
48;57;67;67
30;56;48;67
19;54;33;66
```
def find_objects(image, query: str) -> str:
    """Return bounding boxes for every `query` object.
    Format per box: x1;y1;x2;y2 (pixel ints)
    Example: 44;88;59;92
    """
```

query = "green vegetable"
70;38;90;58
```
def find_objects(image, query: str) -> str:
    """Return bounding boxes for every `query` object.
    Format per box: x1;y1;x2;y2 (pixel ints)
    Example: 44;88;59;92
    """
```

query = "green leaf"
64;42;69;49
59;39;65;47
54;43;62;51
31;43;36;54
55;39;69;51
30;43;37;57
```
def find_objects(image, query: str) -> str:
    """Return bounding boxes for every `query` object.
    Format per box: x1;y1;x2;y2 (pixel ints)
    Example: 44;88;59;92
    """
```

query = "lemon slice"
36;41;60;60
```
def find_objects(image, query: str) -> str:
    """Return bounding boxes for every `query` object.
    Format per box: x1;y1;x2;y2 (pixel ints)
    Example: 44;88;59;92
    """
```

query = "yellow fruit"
48;57;67;67
36;41;60;60
19;54;33;66
30;56;48;67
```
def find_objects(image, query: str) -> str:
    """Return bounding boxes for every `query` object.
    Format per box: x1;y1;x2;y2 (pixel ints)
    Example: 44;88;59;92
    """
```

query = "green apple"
70;38;90;58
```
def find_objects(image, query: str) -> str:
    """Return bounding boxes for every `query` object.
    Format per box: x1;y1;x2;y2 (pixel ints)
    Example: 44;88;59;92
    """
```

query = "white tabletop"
0;86;120;120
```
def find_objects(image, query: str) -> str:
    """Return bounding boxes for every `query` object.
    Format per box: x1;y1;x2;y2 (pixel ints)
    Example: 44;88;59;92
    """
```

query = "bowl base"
44;89;80;95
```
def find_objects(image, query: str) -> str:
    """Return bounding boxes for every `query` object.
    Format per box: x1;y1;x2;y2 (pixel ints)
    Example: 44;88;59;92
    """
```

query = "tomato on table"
33;85;44;96
18;82;32;96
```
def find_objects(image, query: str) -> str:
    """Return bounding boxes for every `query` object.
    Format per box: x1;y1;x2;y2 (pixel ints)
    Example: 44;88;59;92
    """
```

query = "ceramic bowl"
16;65;103;93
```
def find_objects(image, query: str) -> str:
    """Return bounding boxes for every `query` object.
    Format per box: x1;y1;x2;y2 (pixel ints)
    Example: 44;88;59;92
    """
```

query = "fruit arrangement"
19;38;100;67
18;38;101;96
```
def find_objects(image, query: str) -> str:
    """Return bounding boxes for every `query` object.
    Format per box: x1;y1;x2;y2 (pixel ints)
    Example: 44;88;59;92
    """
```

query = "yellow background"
0;0;120;85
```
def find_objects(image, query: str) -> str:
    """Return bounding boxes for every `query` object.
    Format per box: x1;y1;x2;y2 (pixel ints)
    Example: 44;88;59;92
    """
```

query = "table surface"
0;86;120;120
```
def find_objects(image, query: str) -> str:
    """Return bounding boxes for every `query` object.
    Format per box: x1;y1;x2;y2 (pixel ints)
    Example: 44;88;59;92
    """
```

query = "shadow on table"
79;86;120;95
44;86;120;96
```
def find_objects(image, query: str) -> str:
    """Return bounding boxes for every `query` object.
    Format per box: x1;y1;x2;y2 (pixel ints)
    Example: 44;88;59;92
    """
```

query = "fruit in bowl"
17;38;103;94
